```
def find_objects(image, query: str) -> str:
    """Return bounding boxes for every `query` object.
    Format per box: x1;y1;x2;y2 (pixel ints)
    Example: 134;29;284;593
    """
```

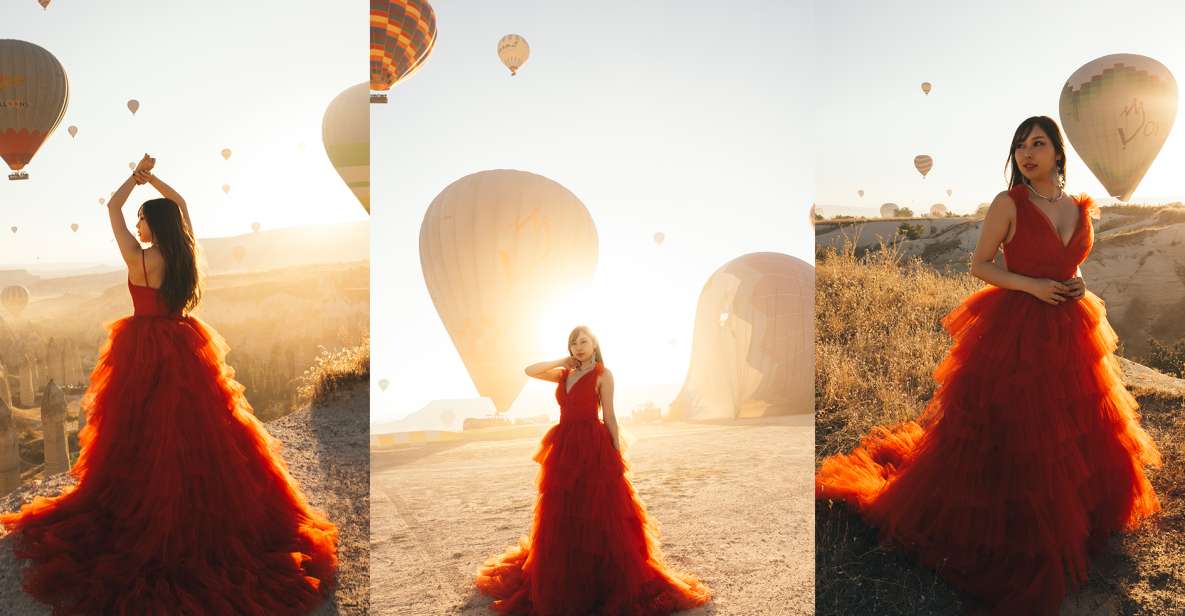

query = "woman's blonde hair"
568;325;604;364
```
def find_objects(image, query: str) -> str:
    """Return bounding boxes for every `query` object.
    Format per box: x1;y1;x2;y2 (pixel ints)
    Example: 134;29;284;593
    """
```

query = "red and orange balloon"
370;0;437;94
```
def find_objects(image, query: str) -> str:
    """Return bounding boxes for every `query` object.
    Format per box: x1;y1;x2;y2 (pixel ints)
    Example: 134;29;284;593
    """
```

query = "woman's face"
569;333;595;362
135;207;153;243
1014;125;1061;184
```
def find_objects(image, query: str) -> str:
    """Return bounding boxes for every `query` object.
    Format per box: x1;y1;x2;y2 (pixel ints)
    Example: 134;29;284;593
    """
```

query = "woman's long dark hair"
1006;116;1068;190
142;198;201;315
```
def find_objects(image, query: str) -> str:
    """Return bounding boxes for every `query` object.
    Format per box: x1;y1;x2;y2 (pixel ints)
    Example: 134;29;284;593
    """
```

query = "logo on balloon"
0;74;28;89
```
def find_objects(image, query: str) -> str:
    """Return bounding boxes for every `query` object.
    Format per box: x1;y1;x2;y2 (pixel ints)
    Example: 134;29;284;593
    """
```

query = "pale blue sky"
372;0;817;424
0;0;368;267
816;0;1185;216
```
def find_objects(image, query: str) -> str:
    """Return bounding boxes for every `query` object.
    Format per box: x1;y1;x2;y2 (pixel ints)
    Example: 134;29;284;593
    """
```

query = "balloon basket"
370;93;388;104
7;172;29;181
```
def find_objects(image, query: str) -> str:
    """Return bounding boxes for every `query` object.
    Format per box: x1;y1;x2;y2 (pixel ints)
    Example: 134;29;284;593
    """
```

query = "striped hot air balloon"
1;285;29;317
1059;54;1178;202
914;154;933;178
0;39;69;180
370;0;437;102
921;81;932;95
322;82;369;213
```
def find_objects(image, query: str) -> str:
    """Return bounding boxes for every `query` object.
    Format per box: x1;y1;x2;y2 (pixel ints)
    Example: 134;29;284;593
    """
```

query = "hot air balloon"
378;379;390;391
880;203;898;218
37;0;51;8
1;286;29;317
127;99;139;115
946;188;953;197
420;169;598;412
668;253;814;419
128;162;136;170
921;81;932;95
322;82;369;213
70;223;78;232
654;232;665;246
1059;53;1178;202
370;0;438;103
930;203;948;217
9;226;16;234
222;184;230;194
0;40;69;180
858;189;865;198
221;148;232;160
251;222;261;233
498;35;530;76
67;125;77;138
98;197;105;205
231;244;246;264
914;154;933;178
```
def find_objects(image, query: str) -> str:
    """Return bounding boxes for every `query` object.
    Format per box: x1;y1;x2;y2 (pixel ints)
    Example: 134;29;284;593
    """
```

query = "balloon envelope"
221;148;231;160
322;82;369;213
946;188;953;197
880;203;897;218
419;169;598;412
669;253;814;419
914;154;933;178
498;34;530;76
0;39;69;173
251;222;261;232
930;203;947;217
222;184;230;194
1059;53;1178;202
70;223;78;232
857;189;864;197
1;285;29;317
654;232;665;246
127;99;139;115
921;81;932;95
67;125;77;138
370;0;437;92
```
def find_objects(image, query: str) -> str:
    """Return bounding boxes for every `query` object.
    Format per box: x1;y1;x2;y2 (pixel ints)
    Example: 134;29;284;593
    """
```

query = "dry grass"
294;335;370;408
815;238;1185;615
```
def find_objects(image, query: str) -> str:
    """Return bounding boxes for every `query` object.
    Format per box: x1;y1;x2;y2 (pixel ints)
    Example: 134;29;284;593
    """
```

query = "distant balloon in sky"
498;34;530;76
880;203;897;218
921;81;932;95
67;125;77;138
669;252;814;419
322;82;370;213
70;223;78;232
0;39;69;179
654;232;665;246
128;162;135;170
1059;53;1178;202
222;184;230;194
38;0;51;8
370;0;437;98
9;226;16;234
914;154;933;178
946;188;953;197
378;379;390;391
221;148;232;160
420;169;598;412
127;99;139;115
98;197;105;205
251;222;261;233
857;189;864;198
1;285;29;317
930;203;947;217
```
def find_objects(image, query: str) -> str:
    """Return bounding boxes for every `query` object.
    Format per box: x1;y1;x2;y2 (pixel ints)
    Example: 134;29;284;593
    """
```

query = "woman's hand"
134;153;156;175
1026;278;1072;305
132;170;151;185
1062;276;1086;301
561;356;580;370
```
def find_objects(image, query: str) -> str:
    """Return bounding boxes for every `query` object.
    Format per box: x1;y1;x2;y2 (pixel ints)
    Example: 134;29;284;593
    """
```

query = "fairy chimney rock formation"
18;357;35;407
41;381;71;475
0;396;18;495
0;360;12;410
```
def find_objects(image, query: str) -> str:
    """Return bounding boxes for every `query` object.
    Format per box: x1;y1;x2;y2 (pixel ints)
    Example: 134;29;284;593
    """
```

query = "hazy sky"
372;0;817;424
816;0;1185;216
0;0;368;267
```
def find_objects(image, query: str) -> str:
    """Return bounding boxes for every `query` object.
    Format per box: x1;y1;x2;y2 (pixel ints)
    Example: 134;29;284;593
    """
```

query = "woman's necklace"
1026;182;1062;203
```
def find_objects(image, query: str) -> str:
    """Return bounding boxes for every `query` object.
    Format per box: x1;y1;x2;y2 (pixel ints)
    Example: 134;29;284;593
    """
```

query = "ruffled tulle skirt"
476;418;710;616
1;314;337;615
816;287;1161;615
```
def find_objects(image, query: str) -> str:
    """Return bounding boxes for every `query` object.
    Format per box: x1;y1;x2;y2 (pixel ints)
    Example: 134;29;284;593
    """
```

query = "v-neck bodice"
1003;185;1095;282
555;363;604;423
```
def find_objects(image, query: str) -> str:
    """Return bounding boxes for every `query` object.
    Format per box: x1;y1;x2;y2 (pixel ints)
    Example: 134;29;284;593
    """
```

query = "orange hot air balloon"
370;0;437;101
222;184;230;194
67;125;77;138
38;0;51;9
0;40;69;180
921;81;932;95
127;99;139;115
1;285;29;317
70;223;78;232
654;232;665;246
221;148;232;160
914;154;933;178
251;222;261;233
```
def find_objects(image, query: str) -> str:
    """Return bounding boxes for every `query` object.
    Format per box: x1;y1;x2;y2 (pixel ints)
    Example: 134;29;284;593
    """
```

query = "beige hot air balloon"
857;189;864;198
946;188;953;197
128;162;136;170
222;184;230;194
67;125;77;138
378;378;390;391
668;253;814;419
420;169;598;412
38;0;51;8
0;39;69;180
9;226;16;234
497;35;530;76
1;286;29;317
880;203;898;218
98;197;105;205
654;232;665;246
930;203;947;217
1059;54;1178;202
127;99;139;115
70;223;78;232
322;82;369;213
914;154;933;178
921;81;932;95
251;222;261;233
221;148;232;160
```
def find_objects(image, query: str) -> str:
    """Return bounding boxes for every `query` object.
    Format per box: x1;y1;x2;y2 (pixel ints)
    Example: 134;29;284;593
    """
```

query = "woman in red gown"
816;116;1161;614
1;155;338;615
476;326;711;615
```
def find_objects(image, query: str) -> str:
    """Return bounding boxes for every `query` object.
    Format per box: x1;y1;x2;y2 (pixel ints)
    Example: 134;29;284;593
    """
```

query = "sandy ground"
0;381;368;615
370;416;814;616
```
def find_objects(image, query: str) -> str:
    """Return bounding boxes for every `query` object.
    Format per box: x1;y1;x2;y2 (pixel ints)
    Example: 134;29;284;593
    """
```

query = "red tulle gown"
816;186;1161;614
476;362;711;616
1;253;338;615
